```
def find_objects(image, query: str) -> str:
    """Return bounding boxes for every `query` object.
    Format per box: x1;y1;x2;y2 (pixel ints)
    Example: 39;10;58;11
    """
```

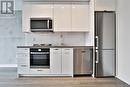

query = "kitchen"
0;0;130;86
17;0;116;78
17;0;95;77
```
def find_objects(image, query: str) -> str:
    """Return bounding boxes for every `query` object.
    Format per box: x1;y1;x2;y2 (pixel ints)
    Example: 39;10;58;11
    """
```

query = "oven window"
31;20;48;29
30;48;50;69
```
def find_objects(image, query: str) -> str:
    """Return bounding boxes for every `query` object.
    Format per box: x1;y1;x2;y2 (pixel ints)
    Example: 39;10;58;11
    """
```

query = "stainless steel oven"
30;48;50;69
30;18;53;32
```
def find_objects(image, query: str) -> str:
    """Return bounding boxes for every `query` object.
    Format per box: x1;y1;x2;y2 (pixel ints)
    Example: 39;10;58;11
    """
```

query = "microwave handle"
47;20;49;29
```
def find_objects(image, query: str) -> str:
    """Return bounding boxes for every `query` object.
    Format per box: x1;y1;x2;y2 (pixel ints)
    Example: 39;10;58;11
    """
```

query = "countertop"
17;45;93;49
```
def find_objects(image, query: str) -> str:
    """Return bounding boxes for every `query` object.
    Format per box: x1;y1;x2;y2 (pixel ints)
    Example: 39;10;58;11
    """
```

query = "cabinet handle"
64;49;70;50
81;51;86;53
64;52;69;54
54;49;59;50
21;65;27;67
37;70;43;71
24;49;28;50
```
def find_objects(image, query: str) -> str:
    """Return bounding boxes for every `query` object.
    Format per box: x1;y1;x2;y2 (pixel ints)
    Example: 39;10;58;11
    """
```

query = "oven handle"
30;52;49;54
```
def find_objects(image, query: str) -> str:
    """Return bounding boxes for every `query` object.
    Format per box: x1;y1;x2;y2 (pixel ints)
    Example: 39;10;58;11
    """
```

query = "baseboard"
116;75;130;85
0;64;17;72
0;64;17;67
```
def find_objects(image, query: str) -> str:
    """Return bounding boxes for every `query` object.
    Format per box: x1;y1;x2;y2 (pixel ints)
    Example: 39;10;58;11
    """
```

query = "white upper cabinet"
54;4;71;32
22;4;32;32
22;3;92;32
54;4;90;32
95;0;116;11
31;4;53;17
72;4;90;32
22;4;53;32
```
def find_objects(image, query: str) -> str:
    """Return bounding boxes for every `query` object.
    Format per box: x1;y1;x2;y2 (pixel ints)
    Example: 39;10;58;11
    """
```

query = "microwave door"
31;20;48;29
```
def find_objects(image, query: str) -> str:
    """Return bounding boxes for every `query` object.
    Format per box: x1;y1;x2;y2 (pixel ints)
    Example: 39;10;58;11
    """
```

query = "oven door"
30;51;50;69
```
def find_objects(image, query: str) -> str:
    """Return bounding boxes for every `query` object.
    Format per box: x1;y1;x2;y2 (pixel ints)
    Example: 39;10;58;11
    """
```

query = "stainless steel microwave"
30;18;53;32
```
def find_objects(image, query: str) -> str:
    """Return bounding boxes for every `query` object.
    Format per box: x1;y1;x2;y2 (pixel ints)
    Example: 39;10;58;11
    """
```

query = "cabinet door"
95;0;116;11
54;4;71;32
31;4;53;17
72;5;90;32
17;48;30;74
22;4;32;32
50;48;62;74
62;48;73;75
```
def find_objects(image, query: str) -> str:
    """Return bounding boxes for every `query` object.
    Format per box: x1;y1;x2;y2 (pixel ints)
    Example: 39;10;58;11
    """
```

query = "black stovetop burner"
33;44;52;47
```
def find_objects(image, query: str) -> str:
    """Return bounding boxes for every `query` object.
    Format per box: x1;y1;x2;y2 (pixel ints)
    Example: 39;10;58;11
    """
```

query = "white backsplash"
24;32;86;46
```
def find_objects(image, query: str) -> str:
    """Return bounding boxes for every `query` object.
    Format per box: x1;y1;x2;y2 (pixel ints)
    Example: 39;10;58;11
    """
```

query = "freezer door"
95;50;115;77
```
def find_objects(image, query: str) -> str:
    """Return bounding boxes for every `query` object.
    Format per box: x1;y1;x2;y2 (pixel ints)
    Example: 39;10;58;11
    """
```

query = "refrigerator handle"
96;36;99;49
96;50;99;63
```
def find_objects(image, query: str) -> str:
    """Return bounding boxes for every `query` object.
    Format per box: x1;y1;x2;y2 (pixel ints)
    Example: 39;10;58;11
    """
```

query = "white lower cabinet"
50;48;62;74
17;48;30;75
62;48;73;75
17;48;73;77
50;48;73;76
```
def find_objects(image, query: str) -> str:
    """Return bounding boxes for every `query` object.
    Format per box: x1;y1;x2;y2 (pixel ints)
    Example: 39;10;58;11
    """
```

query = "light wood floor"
0;68;130;87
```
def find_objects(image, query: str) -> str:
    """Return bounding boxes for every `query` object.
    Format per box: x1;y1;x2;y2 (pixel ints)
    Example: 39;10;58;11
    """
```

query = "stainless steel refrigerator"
95;11;116;77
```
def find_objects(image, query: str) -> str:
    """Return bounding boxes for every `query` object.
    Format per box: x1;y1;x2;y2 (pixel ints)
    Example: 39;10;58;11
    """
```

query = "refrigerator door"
102;12;116;49
95;50;115;77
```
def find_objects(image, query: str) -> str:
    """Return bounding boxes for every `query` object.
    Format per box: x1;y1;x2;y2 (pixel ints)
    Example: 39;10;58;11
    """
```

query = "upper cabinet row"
95;0;116;11
22;4;90;32
54;4;89;32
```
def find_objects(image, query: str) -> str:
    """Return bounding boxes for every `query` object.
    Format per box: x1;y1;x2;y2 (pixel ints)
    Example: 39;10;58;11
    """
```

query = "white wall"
0;11;25;65
15;0;23;10
95;0;116;11
117;0;130;85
